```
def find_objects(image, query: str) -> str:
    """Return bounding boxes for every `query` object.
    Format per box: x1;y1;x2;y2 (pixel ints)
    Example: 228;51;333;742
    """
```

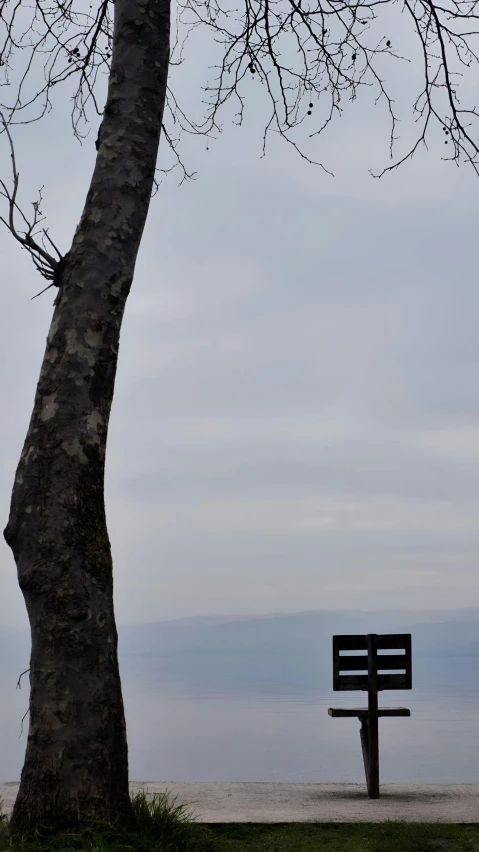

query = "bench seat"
328;707;410;718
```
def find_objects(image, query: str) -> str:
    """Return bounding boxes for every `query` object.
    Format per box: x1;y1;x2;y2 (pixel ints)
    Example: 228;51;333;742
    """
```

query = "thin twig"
16;668;30;689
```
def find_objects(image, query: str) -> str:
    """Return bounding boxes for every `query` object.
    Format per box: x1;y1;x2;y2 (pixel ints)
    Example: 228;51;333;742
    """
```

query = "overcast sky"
0;15;478;629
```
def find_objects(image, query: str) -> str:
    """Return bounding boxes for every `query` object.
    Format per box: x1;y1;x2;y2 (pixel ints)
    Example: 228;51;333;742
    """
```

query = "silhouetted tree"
1;0;478;832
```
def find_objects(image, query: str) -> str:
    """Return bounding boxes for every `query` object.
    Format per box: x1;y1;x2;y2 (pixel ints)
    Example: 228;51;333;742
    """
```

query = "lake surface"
0;652;477;783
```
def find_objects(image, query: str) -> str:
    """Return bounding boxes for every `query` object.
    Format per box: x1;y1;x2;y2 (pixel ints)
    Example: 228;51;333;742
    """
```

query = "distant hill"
1;609;478;690
118;609;479;658
424;639;479;657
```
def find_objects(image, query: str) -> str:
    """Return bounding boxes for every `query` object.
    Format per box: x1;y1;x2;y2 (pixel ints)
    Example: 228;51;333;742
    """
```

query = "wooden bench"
328;633;412;799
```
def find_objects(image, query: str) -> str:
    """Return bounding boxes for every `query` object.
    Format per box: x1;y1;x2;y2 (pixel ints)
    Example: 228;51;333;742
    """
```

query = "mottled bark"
3;0;170;831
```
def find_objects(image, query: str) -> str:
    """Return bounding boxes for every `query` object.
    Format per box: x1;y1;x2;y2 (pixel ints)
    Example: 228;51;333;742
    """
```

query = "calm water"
1;653;477;783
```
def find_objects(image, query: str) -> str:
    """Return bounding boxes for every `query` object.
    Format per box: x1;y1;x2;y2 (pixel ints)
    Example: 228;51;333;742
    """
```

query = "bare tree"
1;0;478;833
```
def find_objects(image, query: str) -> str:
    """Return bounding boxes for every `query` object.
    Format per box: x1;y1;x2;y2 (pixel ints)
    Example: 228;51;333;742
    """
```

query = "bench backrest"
333;633;412;692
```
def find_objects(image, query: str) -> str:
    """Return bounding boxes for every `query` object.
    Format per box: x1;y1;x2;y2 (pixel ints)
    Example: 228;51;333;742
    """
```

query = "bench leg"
360;718;380;799
360;719;370;794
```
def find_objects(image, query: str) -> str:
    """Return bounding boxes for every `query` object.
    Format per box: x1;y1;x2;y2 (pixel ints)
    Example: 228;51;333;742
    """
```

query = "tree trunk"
3;0;170;831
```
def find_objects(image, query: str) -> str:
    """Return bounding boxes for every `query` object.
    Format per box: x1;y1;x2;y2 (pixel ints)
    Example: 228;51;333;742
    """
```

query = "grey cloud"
1;36;479;627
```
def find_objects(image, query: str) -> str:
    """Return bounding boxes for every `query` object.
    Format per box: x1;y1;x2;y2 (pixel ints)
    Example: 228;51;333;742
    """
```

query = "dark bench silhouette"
328;633;412;799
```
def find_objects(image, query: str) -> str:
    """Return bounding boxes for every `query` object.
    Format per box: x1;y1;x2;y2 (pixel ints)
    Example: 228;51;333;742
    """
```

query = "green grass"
209;822;479;852
0;790;216;852
0;793;478;852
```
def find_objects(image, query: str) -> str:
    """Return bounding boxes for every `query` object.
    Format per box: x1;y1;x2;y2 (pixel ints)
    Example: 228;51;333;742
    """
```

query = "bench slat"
338;654;407;671
333;634;411;652
335;672;410;690
328;707;411;717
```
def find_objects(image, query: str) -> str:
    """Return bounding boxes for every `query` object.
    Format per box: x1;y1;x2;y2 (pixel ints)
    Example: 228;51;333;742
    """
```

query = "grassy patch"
0;794;478;852
209;822;479;852
0;790;216;852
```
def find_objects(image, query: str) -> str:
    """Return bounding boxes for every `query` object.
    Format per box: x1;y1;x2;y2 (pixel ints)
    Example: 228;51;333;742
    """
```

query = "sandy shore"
1;781;478;822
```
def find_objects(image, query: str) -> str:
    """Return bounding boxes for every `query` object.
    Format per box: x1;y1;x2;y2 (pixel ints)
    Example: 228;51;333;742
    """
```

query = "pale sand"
0;782;478;822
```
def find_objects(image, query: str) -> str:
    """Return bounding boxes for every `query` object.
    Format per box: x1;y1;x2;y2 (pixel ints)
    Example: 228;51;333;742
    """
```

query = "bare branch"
0;109;69;294
19;705;29;739
16;668;29;689
172;0;479;173
0;0;477;220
